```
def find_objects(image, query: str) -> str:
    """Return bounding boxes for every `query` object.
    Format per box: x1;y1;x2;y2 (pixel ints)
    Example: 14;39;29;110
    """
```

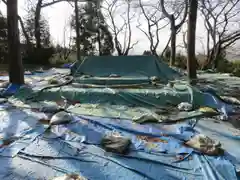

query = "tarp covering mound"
0;68;240;179
71;56;180;84
10;82;233;121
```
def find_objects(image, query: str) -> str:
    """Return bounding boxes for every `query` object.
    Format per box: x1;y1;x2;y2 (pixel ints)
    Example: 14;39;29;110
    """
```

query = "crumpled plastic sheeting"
2;84;22;96
6;68;237;120
0;69;69;94
79;115;197;141
13;81;236;118
14;135;237;180
50;115;237;156
195;118;240;171
196;155;238;180
45;115;238;179
47;115;194;154
202;91;234;120
20;137;201;180
198;73;240;95
12;138;167;179
0;109;48;157
0;154;60;179
13;85;194;108
0;114;237;179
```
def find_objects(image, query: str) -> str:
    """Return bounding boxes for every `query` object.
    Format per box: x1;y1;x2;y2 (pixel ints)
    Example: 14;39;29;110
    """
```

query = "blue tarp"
62;63;74;68
6;114;237;180
2;83;22;96
0;109;48;157
0;68;239;179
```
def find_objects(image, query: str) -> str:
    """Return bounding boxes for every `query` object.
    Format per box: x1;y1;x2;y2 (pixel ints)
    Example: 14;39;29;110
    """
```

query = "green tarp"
12;84;204;106
11;82;206;111
71;56;180;83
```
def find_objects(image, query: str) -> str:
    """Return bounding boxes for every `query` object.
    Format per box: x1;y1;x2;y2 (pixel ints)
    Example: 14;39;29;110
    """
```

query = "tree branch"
41;0;72;7
175;0;188;29
200;0;240;69
41;0;93;8
160;0;172;19
137;0;165;56
161;35;171;57
103;0;137;55
1;0;31;47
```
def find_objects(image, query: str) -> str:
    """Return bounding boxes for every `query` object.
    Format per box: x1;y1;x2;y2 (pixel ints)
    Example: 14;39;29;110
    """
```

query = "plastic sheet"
17;137;200;180
0;109;48;157
4;68;235;118
195;118;240;171
0;68;239;179
0;107;238;179
61;63;73;68
2;83;22;96
71;56;180;81
12;83;235;118
2;115;236;180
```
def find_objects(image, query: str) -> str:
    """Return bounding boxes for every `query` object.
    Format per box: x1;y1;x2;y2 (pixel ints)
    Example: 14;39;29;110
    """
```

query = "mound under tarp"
0;68;240;179
10;81;234;121
71;56;180;84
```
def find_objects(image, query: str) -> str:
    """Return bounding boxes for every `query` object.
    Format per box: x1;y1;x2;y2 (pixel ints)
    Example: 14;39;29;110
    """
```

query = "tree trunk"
170;16;176;66
187;0;198;83
211;41;224;69
35;0;42;49
7;0;24;84
74;0;81;60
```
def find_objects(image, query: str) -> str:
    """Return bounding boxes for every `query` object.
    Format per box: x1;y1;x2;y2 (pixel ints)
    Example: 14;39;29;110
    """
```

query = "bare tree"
21;0;46;48
200;0;240;69
28;0;72;49
41;0;81;7
37;0;92;60
136;0;168;56
7;0;24;84
41;0;71;7
160;0;188;66
103;0;138;55
2;0;31;47
187;0;198;82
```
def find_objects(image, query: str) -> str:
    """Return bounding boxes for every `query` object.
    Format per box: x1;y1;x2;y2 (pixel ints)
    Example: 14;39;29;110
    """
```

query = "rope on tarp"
18;154;70;174
19;149;156;180
18;151;99;163
73;115;190;141
80;149;203;176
